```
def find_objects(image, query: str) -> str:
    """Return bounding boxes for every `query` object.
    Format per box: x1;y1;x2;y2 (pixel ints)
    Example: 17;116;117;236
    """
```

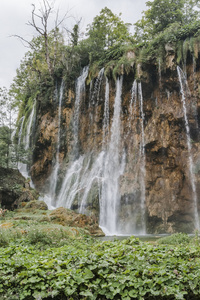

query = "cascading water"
55;73;148;235
138;82;146;233
99;77;125;235
56;67;89;207
24;101;36;151
48;80;64;205
89;68;105;148
102;77;110;148
17;116;25;146
73;66;89;157
177;66;200;230
91;68;104;105
18;101;36;178
122;80;146;235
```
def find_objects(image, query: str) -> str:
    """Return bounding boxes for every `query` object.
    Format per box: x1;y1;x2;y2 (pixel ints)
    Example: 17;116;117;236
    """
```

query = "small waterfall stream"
18;101;36;178
177;66;199;230
138;82;146;233
18;116;25;146
56;67;89;207
102;77;110;149
99;77;125;235
49;81;64;205
73;66;89;157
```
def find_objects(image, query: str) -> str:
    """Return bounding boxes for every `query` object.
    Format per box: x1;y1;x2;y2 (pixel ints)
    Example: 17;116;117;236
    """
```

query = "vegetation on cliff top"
0;0;200;169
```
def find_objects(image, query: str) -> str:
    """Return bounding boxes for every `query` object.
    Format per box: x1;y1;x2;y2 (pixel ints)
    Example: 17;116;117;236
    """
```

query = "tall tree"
0;88;17;168
134;0;200;42
14;0;69;77
86;7;131;62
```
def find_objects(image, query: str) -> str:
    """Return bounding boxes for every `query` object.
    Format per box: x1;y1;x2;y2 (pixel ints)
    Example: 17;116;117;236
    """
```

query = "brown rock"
49;207;104;236
24;200;48;211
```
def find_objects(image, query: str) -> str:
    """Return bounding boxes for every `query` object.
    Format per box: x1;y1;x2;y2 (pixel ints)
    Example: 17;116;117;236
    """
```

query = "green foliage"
158;233;191;245
0;87;18;168
86;7;132;64
113;55;135;79
134;0;200;41
1;233;200;299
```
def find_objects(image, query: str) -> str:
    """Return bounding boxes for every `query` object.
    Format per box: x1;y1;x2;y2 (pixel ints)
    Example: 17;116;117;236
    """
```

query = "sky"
0;0;147;89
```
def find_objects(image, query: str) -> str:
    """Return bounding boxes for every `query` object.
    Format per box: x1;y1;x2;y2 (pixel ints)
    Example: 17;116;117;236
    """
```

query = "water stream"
177;66;199;230
49;81;64;205
138;82;146;234
18;101;36;179
73;66;89;157
99;77;125;235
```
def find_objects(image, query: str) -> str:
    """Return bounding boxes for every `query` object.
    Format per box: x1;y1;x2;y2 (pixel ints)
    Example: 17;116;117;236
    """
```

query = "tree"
14;0;69;77
86;7;132;62
0;88;18;168
134;0;200;42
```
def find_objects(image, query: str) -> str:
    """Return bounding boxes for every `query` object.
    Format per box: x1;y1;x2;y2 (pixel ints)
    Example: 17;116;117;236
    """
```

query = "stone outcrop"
49;207;104;236
0;166;39;210
29;49;200;234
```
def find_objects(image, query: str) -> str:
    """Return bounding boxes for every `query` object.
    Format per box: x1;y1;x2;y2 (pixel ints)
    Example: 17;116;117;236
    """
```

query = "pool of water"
97;234;170;243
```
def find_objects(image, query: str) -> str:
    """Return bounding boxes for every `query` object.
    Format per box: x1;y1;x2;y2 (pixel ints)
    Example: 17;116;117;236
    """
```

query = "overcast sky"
0;0;147;89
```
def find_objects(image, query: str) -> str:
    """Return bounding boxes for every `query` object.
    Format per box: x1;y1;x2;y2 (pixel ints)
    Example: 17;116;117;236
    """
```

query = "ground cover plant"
1;210;200;300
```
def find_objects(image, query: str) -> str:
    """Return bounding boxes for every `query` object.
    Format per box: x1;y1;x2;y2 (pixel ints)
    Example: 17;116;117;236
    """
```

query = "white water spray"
138;82;146;233
18;101;36;178
102;77;110;148
177;66;199;230
49;81;64;205
99;77;125;235
73;66;89;156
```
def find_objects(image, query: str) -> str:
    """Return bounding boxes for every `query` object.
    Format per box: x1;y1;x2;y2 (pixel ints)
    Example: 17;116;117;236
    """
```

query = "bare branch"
11;35;37;50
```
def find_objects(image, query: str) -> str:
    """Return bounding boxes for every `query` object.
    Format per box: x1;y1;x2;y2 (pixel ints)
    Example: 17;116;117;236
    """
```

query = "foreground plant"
0;235;200;299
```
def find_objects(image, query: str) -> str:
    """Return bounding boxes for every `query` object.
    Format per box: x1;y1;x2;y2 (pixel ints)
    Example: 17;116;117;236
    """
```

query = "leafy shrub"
0;230;9;247
158;232;191;245
1;235;200;299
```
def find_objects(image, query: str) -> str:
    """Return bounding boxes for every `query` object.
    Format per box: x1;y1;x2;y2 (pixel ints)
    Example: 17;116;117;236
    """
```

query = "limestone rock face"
30;53;200;234
49;207;104;236
24;200;48;210
0;167;39;210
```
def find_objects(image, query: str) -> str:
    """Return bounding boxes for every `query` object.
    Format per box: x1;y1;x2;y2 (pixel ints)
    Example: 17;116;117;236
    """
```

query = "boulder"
49;207;104;236
24;200;48;211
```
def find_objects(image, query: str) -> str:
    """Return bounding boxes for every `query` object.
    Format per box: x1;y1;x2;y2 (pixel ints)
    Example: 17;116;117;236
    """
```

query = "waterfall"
123;80;146;235
127;79;137;135
18;116;25;146
24;101;36;151
79;152;105;214
49;81;64;205
56;67;89;207
177;66;199;230
89;68;105;149
56;75;147;235
73;66;89;157
99;77;125;235
138;82;146;234
57;155;85;208
102;77;110;148
18;101;36;178
91;68;104;106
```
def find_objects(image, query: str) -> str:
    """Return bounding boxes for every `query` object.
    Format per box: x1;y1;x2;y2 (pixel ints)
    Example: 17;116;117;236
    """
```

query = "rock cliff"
29;48;200;234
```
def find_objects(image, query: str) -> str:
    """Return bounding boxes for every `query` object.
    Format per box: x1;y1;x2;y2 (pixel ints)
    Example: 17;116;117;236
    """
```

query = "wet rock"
23;200;48;211
0;167;25;210
49;207;104;236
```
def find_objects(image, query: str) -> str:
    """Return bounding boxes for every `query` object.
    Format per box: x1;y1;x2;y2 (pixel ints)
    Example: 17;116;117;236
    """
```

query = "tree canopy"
134;0;200;42
85;7;132;63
